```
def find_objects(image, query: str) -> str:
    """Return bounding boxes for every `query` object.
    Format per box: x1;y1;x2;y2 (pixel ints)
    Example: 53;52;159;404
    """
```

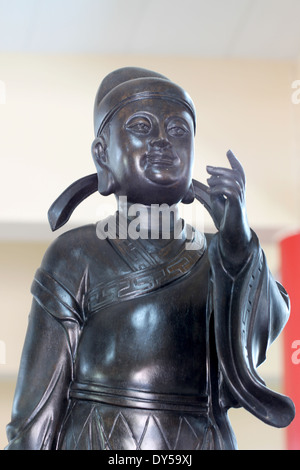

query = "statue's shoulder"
40;224;108;284
44;223;98;258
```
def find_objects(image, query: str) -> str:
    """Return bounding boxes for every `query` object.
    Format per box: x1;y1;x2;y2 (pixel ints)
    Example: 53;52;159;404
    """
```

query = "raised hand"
206;150;252;273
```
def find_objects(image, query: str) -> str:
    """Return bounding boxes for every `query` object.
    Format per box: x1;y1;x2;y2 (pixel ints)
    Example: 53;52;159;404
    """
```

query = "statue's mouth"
145;151;178;167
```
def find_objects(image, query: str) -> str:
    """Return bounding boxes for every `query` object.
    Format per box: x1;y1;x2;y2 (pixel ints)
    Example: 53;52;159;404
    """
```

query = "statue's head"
91;67;196;206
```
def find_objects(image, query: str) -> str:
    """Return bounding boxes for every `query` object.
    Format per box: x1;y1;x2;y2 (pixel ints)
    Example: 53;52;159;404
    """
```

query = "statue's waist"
69;381;209;413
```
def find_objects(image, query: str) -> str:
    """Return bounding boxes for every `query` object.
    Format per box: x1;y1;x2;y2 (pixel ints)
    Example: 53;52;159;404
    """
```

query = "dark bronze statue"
6;67;295;450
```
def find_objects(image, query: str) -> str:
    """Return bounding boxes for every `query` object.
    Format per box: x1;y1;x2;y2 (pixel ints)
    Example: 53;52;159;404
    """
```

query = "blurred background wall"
1;0;300;450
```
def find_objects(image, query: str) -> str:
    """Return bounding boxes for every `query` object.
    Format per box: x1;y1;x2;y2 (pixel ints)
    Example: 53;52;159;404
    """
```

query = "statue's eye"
167;126;187;137
167;118;190;138
125;116;152;135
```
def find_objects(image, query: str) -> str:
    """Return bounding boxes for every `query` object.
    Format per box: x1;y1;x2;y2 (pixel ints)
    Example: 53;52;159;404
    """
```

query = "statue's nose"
149;137;171;149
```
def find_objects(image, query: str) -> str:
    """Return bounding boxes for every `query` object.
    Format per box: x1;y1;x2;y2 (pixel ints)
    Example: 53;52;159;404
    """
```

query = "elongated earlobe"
181;182;195;204
91;136;107;165
91;137;116;196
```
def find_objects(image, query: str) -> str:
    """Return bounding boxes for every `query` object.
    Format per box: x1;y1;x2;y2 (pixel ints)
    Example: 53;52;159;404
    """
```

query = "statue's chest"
75;261;210;395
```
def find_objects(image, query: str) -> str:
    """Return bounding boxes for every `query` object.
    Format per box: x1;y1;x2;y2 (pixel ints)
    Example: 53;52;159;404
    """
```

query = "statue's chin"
144;166;181;186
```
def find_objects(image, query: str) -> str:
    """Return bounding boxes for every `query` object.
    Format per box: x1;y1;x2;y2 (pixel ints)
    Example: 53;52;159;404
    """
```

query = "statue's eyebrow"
126;112;152;121
165;115;192;129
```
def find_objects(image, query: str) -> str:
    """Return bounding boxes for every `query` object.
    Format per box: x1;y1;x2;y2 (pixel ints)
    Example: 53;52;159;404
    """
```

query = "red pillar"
280;233;300;450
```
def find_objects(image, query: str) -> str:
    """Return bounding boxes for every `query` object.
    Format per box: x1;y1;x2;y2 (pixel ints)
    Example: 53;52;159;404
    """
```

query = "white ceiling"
0;0;300;60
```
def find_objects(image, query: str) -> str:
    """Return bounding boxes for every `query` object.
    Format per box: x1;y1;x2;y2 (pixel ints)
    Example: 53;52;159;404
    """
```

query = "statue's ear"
91;137;116;196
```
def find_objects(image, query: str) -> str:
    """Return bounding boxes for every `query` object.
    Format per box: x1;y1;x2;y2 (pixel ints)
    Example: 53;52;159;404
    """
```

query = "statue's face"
104;98;194;205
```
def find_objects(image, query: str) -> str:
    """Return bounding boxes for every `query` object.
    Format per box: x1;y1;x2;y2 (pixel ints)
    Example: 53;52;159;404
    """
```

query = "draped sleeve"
208;230;295;428
6;261;86;449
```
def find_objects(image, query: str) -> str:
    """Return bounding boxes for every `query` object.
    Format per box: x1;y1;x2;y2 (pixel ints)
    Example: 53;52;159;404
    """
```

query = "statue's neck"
117;198;184;240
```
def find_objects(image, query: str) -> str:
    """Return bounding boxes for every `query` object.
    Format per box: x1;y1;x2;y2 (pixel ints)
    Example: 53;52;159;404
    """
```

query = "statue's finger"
226;150;246;184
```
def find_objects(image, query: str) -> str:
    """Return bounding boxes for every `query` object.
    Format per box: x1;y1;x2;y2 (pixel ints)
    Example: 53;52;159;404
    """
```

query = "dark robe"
5;221;294;450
